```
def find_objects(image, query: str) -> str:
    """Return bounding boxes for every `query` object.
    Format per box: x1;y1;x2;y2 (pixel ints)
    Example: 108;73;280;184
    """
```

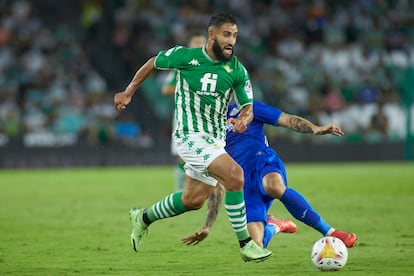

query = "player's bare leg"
247;222;265;248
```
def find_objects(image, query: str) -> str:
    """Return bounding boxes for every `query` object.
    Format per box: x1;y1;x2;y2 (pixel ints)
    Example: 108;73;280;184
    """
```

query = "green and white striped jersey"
154;46;253;140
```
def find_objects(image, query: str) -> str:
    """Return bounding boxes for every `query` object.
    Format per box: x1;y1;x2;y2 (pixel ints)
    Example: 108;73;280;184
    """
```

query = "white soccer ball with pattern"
311;236;348;271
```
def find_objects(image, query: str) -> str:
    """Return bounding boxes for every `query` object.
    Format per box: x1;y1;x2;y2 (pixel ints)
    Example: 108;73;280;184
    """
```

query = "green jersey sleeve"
154;45;187;70
233;60;253;108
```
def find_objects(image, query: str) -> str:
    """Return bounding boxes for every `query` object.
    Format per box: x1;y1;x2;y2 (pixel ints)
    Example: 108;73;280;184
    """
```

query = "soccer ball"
311;236;348;271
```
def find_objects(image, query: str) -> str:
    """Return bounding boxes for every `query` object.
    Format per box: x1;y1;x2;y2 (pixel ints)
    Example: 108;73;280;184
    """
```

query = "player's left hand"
181;227;210;245
314;125;344;136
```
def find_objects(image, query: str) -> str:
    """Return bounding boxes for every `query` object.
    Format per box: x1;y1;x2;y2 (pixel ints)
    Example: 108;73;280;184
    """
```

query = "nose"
228;36;236;45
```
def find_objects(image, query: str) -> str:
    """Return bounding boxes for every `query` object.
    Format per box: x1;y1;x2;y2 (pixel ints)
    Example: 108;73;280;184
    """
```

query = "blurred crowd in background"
0;0;413;149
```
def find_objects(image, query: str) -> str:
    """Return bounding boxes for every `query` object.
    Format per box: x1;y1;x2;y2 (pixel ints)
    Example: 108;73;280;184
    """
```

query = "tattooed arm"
277;113;344;136
181;184;224;245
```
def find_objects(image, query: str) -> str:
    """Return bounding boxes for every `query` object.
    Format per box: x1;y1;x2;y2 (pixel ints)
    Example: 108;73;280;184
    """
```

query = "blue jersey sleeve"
252;100;283;126
225;100;283;173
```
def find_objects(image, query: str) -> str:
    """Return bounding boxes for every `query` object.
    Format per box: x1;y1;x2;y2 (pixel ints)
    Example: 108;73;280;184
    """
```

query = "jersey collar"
202;46;222;63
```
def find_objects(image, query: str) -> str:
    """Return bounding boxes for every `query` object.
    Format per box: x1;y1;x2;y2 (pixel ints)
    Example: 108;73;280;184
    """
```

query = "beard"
212;39;233;62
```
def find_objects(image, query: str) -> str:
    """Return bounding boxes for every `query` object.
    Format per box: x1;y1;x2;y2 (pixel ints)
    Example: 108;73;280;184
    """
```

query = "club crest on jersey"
244;80;253;99
229;106;240;116
223;65;233;73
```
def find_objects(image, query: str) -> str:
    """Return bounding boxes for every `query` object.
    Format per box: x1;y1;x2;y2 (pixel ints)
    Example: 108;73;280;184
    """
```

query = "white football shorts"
173;133;226;186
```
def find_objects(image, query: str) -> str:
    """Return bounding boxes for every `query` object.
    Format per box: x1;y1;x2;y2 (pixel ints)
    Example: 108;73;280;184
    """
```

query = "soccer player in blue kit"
182;100;357;249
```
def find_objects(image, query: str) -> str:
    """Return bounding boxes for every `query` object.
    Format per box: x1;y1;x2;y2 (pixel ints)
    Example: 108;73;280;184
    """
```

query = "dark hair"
208;13;237;28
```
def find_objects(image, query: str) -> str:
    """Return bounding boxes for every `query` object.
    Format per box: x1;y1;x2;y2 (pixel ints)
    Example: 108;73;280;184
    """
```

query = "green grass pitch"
0;162;413;275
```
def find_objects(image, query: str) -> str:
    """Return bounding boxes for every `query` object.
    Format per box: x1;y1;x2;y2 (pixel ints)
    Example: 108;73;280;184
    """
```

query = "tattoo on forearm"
288;116;313;133
205;189;222;228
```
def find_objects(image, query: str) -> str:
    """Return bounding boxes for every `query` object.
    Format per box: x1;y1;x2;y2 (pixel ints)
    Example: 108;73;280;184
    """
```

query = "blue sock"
280;188;331;235
263;224;277;248
314;217;332;236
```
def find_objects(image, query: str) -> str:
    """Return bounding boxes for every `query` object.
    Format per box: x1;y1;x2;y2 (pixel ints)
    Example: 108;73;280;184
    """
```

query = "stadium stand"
0;0;413;166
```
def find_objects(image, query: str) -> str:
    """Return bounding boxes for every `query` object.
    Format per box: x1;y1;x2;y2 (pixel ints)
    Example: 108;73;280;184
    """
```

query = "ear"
207;26;215;39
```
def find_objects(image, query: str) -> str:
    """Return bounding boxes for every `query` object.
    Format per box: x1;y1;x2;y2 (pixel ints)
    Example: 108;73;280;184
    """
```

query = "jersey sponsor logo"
188;58;200;66
197;73;218;96
244;80;253;99
196;91;219;96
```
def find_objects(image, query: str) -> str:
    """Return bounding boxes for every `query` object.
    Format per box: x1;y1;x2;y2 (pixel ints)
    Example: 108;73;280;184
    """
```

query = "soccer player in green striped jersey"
114;13;272;262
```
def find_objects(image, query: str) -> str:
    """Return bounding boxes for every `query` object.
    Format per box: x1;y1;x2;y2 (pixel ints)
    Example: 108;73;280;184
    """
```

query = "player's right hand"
181;227;210;245
114;91;132;111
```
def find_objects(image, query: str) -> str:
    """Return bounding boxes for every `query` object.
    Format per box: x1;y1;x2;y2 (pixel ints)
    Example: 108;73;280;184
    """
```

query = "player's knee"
224;165;244;191
263;173;286;199
268;184;286;199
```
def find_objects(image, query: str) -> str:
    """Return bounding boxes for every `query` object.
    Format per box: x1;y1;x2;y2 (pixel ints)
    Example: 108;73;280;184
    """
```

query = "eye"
223;31;231;37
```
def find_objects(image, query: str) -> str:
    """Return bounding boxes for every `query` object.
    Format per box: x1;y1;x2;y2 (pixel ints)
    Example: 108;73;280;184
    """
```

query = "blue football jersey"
226;100;283;171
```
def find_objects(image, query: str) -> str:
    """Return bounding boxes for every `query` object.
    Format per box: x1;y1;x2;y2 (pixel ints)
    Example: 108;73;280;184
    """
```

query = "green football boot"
129;208;148;252
240;240;273;262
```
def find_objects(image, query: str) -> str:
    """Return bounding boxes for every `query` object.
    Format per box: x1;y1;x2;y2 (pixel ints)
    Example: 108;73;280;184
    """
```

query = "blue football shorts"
244;148;288;224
